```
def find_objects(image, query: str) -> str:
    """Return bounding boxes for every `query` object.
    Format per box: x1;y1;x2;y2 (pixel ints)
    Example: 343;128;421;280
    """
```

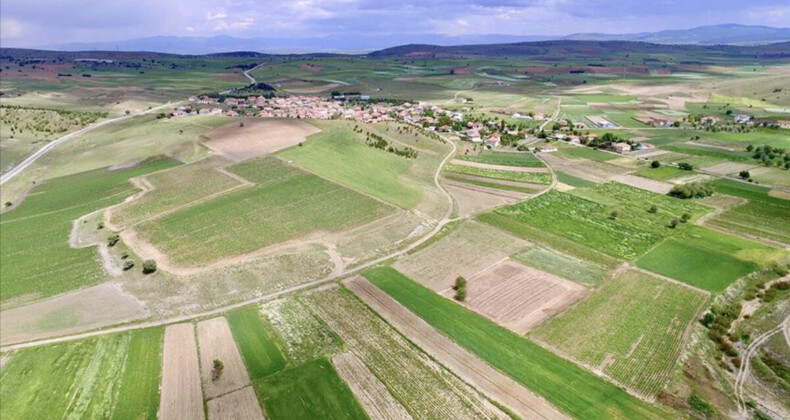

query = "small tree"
454;276;467;301
97;221;105;230
609;210;619;220
739;170;750;180
123;260;135;271
4;201;11;208
680;212;691;223
212;359;224;381
678;162;694;171
107;234;120;247
648;205;658;214
142;259;157;274
669;218;679;229
651;160;661;168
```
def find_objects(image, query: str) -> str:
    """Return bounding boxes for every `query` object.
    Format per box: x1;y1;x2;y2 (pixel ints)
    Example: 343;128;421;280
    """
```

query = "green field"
0;329;163;419
514;246;607;285
227;307;287;379
489;183;709;260
260;297;344;364
556;171;598;188
279;124;425;209
444;163;552;184
0;157;178;302
710;200;790;244
135;157;392;266
445;174;540;193
364;266;668;419
457;151;545;167
712;178;789;206
256;358;369;420
636;226;785;292
557;147;619;162
533;270;707;397
636;166;686;180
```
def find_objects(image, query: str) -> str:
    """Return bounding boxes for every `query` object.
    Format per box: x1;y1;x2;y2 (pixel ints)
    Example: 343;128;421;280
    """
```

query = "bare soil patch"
769;189;790;200
703;161;758;176
445;182;522;217
205;119;320;162
333;352;412;420
541;153;630;182
196;317;251;399
0;283;148;346
448;260;588;333
207;386;265;420
345;277;569;420
612;174;674;194
160;323;204;420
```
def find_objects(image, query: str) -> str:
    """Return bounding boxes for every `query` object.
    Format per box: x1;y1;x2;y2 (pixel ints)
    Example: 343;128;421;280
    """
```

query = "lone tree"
680;212;691;223
651;160;661;168
648;205;658;214
107;234;120;247
609;210;619;220
739;170;751;180
142;259;157;274
669;218;679;229
454;276;467;302
212;359;224;381
678;162;694;171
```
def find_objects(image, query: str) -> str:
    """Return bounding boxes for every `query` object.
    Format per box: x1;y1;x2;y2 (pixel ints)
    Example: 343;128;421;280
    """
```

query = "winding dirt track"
734;316;790;413
345;276;570;420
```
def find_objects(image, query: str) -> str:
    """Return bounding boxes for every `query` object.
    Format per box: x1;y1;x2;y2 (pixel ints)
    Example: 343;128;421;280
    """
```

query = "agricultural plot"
207;387;265;420
749;166;790;188
532;270;707;398
226;307;286;379
556;147;619;162
612;174;674;194
445;181;522;217
393;220;529;291
635;166;686;181
307;286;510;420
255;358;369;420
365;267;668;420
0;329;163;420
453;259;589;333
196;317;251;399
636;226;786;292
260;297;344;364
444;163;552;184
445;174;541;194
540;153;631;182
133;157;392;266
159;323;203;420
457;151;545;167
513;246;607;285
490;183;709;260
110;157;244;228
278;123;427;209
709;200;790;244
204;118;320;161
555;172;597;188
0;157;178;303
332;353;412;420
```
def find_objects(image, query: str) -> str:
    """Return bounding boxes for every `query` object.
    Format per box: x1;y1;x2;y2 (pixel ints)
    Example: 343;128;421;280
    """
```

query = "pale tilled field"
159;323;204;420
206;386;265;420
333;352;413;420
451;259;589;334
204;118;320;162
196;317;251;399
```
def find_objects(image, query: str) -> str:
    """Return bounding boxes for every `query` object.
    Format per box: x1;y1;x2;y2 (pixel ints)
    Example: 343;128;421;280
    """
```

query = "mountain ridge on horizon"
35;24;790;55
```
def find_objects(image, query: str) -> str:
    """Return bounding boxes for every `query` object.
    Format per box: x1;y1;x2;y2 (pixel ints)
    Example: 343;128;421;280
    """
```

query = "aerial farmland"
1;12;789;420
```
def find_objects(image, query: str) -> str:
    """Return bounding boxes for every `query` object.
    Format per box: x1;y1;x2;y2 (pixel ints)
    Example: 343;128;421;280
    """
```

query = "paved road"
0;103;173;186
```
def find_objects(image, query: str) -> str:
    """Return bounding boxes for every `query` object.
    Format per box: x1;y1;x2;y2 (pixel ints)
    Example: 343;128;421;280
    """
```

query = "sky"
1;0;788;48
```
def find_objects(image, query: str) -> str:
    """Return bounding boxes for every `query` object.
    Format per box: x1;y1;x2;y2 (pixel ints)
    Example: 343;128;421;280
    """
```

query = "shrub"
122;260;135;271
454;276;467;301
669;218;679;229
107;234;120;247
648;205;658;214
739;170;750;179
609;210;619;220
680;212;691;223
212;359;224;381
650;160;661;168
688;394;714;418
142;259;157;274
668;182;713;199
678;162;694;171
97;221;104;230
4;201;12;207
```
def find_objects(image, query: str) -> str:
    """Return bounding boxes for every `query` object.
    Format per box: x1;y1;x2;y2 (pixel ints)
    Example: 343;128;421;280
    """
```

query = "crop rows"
445;163;552;184
259;297;344;364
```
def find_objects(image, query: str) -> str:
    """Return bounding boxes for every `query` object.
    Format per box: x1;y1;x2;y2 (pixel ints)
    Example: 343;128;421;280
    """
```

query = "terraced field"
134;157;393;266
365;267;668;419
0;157;178;302
532;270;708;398
307;286;510;420
0;329;163;419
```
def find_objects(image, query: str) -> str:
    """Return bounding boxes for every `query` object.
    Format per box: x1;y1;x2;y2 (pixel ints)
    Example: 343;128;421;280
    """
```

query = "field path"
734;316;790;413
0;103;173;186
539;97;562;132
345;276;570;420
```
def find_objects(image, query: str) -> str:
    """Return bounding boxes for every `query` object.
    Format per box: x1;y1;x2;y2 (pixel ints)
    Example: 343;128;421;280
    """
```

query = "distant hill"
39;24;790;55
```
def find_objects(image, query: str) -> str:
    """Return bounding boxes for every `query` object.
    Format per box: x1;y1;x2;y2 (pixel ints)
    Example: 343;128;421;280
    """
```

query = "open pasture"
0;157;178;303
0;328;163;420
365;267;668;419
454;259;589;334
133;157;392;266
308;286;510;420
205;118;321;161
532;270;708;398
393;220;529;291
490;183;709;260
636;226;786;292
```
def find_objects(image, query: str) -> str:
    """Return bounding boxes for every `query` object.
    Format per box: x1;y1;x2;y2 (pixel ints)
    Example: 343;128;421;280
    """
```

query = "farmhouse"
733;114;751;124
613;142;632;153
485;133;501;147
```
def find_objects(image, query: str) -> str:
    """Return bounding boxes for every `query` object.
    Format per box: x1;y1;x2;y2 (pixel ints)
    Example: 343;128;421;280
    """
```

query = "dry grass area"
445;182;522;217
207;386;265;420
196;317;251;399
345;277;570;420
394;220;529;291
612;174;674;194
769;189;790;200
0;283;148;346
160;323;204;420
449;260;589;334
703;161;758;175
333;352;412;420
204;119;320;161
